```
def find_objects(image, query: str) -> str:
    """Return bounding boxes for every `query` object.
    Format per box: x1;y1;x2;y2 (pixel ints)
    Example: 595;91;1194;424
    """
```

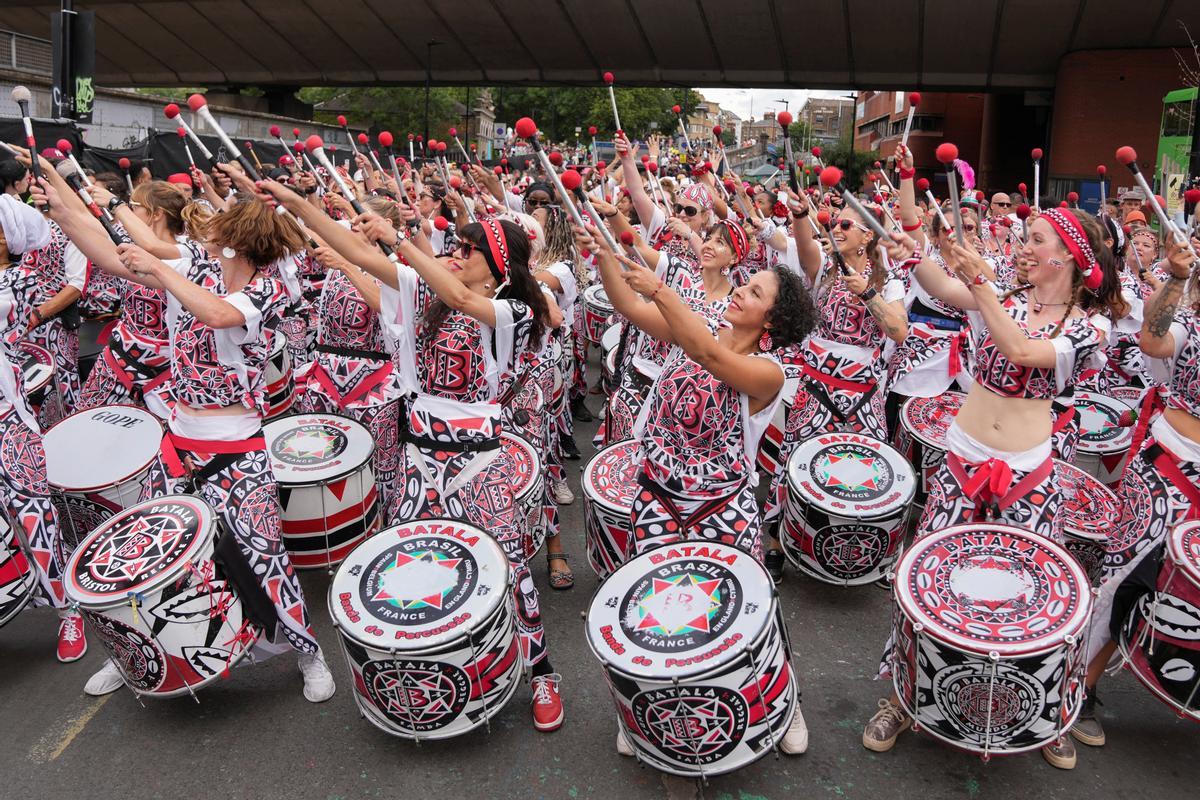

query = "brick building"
799;97;854;147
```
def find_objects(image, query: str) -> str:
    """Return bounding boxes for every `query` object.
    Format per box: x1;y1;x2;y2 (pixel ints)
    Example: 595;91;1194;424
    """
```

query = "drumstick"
1096;165;1107;215
119;157;133;194
815;208;851;276
811;146;824;170
900;93;920;152
187;95;259;180
672;105;692;152
603;72;622;133
306;135;396;259
178;128;195;170
56;160;123;245
56;140;92;187
245;140;265;175
1116;145;1195;254
1031;147;1043;210
776;111;799;194
619;230;650;269
936;143;967;247
337;115;361;158
588;125;598;165
407;133;415;163
562;168;618;252
11;86;43;187
1015;204;1031;244
164;103;213;165
819;166;892;244
378;131;403;190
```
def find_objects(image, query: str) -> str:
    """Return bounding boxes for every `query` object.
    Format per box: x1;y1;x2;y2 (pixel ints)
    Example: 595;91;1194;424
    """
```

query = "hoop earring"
758;330;773;351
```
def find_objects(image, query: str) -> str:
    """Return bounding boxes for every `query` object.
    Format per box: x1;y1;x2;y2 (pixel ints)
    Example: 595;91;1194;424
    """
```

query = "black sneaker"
764;549;785;585
561;437;582;461
571;397;595;422
1070;688;1105;747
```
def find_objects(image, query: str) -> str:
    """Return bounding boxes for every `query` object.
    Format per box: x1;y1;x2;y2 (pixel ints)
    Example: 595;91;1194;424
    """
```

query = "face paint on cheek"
1048;258;1065;270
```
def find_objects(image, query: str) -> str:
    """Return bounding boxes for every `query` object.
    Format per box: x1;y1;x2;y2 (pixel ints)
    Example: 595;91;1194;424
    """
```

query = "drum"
1055;460;1119;584
75;316;114;383
585;541;797;777
19;342;54;411
603;347;620;395
891;523;1092;755
582;285;614;345
1117;520;1200;722
264;413;379;570
265;330;296;420
0;512;36;628
64;495;259;698
583;439;641;578
43;404;165;558
756;363;803;476
1109;385;1145;408
328;519;522;740
502;431;545;557
781;432;916;585
1073;390;1134;487
504;378;545;447
896;392;965;502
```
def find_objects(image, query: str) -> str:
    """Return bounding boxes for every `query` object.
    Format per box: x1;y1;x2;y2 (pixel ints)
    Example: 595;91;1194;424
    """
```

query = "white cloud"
696;88;856;121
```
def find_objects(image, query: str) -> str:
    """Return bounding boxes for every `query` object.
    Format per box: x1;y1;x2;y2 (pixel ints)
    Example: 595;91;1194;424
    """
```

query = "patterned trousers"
0;408;65;609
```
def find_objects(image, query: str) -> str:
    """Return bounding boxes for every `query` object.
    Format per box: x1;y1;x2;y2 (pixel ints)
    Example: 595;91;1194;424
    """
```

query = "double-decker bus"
1157;88;1196;211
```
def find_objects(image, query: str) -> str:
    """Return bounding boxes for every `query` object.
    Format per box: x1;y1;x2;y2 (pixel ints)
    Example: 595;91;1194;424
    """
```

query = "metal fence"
3;30;53;76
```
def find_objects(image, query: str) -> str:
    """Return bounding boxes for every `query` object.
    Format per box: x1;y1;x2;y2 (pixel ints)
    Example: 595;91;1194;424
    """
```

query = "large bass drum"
582;439;641;578
1056;460;1119;585
64;496;259;698
585;541;797;777
328;519;523;740
891;523;1092;755
896;392;964;505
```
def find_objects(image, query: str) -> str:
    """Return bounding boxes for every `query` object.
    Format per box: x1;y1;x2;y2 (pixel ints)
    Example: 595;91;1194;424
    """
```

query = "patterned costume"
21;222;83;426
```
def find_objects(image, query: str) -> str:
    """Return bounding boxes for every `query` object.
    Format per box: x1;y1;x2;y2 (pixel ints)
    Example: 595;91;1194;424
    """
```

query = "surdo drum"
0;512;36;628
781;433;916;585
585;541;797;777
583;439;641;579
891;523;1092;756
582;285;614;346
264;413;379;570
64;495;260;698
1117;520;1200;722
1072;390;1134;487
601;323;621;391
896;392;964;503
328;519;522;740
19;342;53;411
265;329;296;421
1055;461;1119;584
500;431;545;558
43;404;164;558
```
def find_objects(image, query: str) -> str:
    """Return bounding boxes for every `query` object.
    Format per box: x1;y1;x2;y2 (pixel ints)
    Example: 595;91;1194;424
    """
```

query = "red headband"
718;220;748;263
1041;208;1102;292
479;218;511;284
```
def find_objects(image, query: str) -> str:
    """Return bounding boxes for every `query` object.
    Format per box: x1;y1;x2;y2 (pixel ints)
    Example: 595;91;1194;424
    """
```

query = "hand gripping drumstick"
164;103;213;166
306;135;396;259
602;72;622;133
57;160;123;245
1116;145;1196;255
11;86;44;186
561;167;620;254
119;157;134;194
55;140;91;188
819;166;893;245
936;143;967;247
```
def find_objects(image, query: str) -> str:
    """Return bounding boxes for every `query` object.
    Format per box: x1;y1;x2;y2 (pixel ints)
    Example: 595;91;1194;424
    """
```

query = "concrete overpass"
1;0;1199;91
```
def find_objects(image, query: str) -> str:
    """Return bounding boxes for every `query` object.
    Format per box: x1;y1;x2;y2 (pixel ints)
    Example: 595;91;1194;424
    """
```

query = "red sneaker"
57;611;88;663
531;673;564;732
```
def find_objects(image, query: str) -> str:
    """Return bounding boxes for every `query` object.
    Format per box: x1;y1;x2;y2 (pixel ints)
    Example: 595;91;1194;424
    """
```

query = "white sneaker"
298;649;336;703
616;727;635;756
84;660;125;696
780;706;809;754
551;481;575;505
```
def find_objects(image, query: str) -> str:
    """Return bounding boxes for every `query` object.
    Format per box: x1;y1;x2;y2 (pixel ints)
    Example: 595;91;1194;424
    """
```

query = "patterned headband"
718;219;748;263
679;183;713;210
1041;208;1102;292
479;217;511;284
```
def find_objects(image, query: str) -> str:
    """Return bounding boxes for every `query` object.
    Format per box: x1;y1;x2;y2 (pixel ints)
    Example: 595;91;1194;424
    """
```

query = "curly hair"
765;266;817;350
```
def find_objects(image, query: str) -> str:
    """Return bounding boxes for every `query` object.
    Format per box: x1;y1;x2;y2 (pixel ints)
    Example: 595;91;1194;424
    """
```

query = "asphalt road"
2;388;1198;800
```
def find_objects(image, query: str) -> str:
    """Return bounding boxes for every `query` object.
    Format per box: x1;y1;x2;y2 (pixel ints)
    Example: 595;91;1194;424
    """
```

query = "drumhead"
895;523;1091;656
1056;460;1119;542
64;495;216;609
502;432;541;503
265;413;375;486
1075;391;1133;455
19;342;53;394
601;323;621;353
329;519;508;650
45;405;164;493
785;432;915;519
900;392;964;450
584;284;612;311
1168;521;1200;591
585;541;773;680
583;439;642;511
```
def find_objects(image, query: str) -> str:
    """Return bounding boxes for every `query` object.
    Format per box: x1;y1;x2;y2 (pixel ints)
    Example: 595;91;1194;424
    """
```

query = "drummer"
0;168;87;664
258;179;568;733
33;172;336;702
1077;235;1200;752
862;209;1107;770
579;222;815;756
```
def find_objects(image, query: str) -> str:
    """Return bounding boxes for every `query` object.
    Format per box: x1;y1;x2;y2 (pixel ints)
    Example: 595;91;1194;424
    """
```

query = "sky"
695;88;857;120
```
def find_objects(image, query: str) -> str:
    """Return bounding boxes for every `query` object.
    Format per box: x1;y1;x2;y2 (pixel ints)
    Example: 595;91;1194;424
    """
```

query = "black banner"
51;9;96;122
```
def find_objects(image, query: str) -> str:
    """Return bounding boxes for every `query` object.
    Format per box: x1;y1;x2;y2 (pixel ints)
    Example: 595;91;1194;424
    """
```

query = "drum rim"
584;284;612;304
45;403;165;493
893;522;1093;657
785;434;917;519
64;494;218;609
583;539;778;680
581;438;641;512
1073;390;1134;451
1054;460;1120;538
263;411;377;487
18;341;54;391
899;392;965;450
501;431;543;502
0;518;38;626
1168;520;1200;592
328;518;511;650
1116;603;1200;721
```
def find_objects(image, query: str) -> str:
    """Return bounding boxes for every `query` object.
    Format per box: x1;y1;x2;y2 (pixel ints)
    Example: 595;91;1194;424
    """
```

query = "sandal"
547;552;575;590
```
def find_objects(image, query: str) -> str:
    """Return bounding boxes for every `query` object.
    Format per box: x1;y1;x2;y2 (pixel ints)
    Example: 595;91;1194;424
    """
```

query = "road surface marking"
28;695;111;763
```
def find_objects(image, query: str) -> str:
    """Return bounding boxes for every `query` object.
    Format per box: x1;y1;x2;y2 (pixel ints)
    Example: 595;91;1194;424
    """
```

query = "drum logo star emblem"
85;509;194;591
634;687;749;765
371;549;462;611
274;424;346;465
363;660;470;732
819;449;881;493
634;574;723;637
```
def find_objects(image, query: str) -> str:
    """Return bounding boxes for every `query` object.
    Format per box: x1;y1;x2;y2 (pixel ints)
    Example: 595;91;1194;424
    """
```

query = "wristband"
971;273;988;287
898;167;916;180
32;307;44;324
858;288;878;303
649;279;665;301
107;197;125;212
901;221;923;232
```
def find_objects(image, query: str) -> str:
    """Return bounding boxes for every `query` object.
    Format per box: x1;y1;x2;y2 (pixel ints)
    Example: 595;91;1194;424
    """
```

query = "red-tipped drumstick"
10;87;43;185
1116;145;1193;251
672;104;692;151
819;165;891;243
776;111;799;193
164;101;214;164
937;143;966;246
187;94;258;179
307;135;393;256
56;139;92;188
917;177;952;234
1031;147;1043;209
119;157;133;194
588;125;598;165
810;188;851;276
244;140;265;174
1015;203;1031;243
337;115;361;158
269;125;297;173
603;72;622;133
178;127;196;170
900;93;920;151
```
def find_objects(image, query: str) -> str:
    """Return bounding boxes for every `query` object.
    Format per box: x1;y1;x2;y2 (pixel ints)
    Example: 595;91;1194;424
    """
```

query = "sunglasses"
458;242;477;258
832;218;868;232
525;197;552;208
674;204;701;217
994;202;1012;208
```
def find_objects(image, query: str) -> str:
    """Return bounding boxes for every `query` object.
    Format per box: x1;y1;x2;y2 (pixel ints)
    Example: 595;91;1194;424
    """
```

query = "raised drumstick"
164;102;214;165
119;157;134;194
603;72;622;133
937;143;967;246
56;139;91;187
11;86;43;185
1031;147;1043;210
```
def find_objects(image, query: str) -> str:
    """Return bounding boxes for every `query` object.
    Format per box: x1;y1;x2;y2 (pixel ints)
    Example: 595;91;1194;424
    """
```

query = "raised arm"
616;133;659;230
1140;237;1194;358
578;225;673;343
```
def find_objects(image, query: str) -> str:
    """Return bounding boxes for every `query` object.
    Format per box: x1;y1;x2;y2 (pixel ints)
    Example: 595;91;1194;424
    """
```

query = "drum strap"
103;339;170;391
637;469;736;534
307;358;395;409
947;453;1054;518
159;433;267;479
801;364;877;424
314;343;390;361
947;329;968;378
1051;405;1076;435
399;427;500;453
211;523;279;633
1121;385;1165;486
1145;441;1200;521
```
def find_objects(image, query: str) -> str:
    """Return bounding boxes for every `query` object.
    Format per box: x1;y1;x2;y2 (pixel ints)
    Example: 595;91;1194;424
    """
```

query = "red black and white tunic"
887;247;969;398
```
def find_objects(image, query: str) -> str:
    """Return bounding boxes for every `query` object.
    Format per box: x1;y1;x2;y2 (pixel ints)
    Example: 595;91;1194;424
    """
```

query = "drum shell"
1056;461;1118;586
755;395;794;476
329;577;522;740
265;334;296;420
780;495;908;585
1072;391;1134;487
19;342;54;410
500;432;544;560
67;513;259;698
897;393;963;504
1072;450;1129;488
0;514;36;628
278;465;380;570
588;595;796;776
582;286;614;345
582;441;640;579
1118;529;1200;722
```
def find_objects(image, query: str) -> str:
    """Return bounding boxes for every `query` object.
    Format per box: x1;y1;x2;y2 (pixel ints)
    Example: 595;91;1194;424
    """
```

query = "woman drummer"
258;179;567;733
579;222;816;757
1072;235;1200;754
0;175;88;663
35;175;336;703
861;208;1108;770
76;179;210;409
